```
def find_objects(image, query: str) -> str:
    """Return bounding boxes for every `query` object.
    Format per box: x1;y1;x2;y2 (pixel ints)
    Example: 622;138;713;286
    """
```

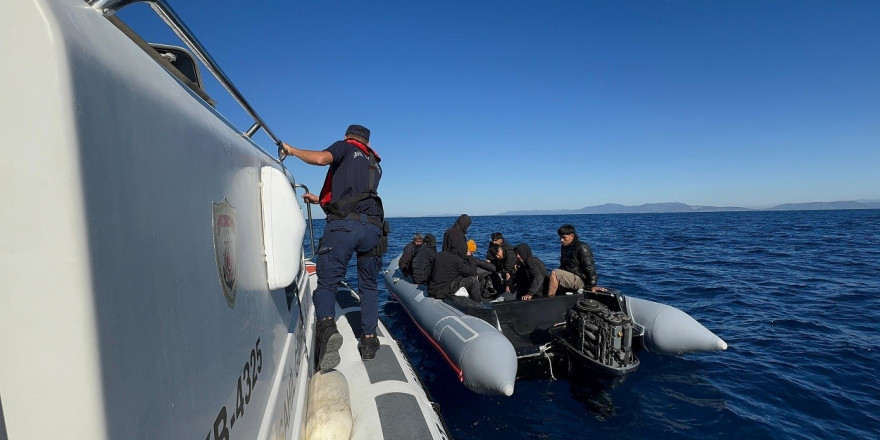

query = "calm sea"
341;210;880;439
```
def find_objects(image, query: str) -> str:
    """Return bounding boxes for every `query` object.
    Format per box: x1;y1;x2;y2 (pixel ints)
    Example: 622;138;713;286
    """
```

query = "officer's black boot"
359;334;380;361
316;318;343;371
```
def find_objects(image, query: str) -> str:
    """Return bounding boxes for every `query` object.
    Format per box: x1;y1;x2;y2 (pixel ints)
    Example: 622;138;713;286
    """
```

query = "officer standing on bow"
280;124;386;369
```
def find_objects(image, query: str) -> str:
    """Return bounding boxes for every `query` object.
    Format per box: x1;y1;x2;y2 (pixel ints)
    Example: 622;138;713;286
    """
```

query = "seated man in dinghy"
547;224;608;296
411;234;437;284
486;243;508;295
513;243;548;301
486;232;516;293
398;233;424;277
429;239;494;302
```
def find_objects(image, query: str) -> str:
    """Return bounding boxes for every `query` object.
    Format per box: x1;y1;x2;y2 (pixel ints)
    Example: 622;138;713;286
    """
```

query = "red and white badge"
212;198;238;308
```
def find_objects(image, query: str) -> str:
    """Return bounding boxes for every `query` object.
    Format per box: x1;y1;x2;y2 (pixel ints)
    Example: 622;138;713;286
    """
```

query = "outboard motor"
552;298;640;387
567;298;637;367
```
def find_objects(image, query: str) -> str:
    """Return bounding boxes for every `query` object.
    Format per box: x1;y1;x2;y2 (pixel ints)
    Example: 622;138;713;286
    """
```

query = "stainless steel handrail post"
245;123;262;138
293;184;317;260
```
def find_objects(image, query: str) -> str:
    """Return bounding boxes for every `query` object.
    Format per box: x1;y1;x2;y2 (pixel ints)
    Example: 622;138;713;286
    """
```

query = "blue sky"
120;1;880;217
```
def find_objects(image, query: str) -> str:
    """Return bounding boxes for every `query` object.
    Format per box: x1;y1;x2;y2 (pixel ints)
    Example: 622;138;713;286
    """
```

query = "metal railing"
89;0;318;259
88;0;283;150
294;184;318;260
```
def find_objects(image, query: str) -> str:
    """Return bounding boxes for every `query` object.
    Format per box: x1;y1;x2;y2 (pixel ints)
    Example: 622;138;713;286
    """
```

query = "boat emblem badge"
212;198;238;308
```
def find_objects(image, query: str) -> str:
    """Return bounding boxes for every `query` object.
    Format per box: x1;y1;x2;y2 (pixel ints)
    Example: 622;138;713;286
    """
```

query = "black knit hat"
346;124;370;142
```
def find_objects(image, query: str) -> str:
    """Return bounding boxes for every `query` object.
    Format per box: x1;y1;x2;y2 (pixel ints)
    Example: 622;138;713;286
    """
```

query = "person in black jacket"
513;243;547;301
486;232;516;292
280;124;384;365
411;234;437;284
442;214;471;255
547;224;607;296
428;238;482;301
398;233;423;276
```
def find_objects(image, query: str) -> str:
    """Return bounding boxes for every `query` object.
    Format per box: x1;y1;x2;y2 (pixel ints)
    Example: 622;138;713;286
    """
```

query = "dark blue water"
349;210;880;439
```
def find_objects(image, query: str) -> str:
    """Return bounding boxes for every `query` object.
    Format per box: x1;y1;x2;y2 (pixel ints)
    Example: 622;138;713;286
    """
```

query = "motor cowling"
565;298;637;369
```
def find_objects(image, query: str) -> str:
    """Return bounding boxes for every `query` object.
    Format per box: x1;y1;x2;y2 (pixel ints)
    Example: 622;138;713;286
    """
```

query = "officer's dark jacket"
559;238;598;287
411;234;437;284
487;239;517;275
442;214;471;255
514;243;547;296
320;139;383;218
398;241;421;275
428;249;476;299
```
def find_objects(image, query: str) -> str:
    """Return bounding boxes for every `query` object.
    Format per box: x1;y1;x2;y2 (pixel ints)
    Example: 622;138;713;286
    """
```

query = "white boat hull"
0;1;447;438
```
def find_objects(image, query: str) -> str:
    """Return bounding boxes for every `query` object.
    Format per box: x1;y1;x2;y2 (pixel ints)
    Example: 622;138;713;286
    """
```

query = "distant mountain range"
497;200;880;216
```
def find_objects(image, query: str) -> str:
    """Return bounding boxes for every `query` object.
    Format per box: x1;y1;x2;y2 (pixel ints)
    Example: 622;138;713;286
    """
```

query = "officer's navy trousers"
314;217;382;336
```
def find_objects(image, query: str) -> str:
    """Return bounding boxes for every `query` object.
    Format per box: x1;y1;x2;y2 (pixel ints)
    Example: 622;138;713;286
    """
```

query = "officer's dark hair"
491;232;504;241
557;224;578;240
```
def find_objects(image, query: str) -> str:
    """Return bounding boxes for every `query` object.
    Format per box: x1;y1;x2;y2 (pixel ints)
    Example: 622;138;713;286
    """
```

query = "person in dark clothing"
428;239;483;301
411;234;437;284
486;243;508;295
398;233;423;277
467;239;499;300
547;224;607;296
442;214;471;255
486;232;516;292
513;243;547;301
280;124;384;365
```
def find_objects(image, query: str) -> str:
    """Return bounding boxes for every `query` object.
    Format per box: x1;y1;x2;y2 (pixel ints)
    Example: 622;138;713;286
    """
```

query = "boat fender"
305;370;352;440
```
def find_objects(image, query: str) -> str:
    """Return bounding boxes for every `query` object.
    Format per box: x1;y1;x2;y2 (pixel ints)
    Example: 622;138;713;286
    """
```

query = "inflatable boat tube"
384;256;517;396
625;296;728;355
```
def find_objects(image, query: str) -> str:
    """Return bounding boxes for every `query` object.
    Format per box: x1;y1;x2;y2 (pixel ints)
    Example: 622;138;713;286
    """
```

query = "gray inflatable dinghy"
384;256;517;396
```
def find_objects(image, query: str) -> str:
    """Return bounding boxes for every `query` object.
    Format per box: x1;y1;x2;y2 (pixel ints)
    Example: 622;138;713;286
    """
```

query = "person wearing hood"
513;243;547;301
428;237;482;301
411;234;437;284
398;233;423;277
442;214;471;255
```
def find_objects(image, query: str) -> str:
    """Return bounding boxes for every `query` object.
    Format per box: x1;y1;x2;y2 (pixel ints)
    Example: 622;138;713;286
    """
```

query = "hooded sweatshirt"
411;234;437;284
428;252;477;298
398;239;422;276
442;214;471;256
514;243;547;296
429;234;477;298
